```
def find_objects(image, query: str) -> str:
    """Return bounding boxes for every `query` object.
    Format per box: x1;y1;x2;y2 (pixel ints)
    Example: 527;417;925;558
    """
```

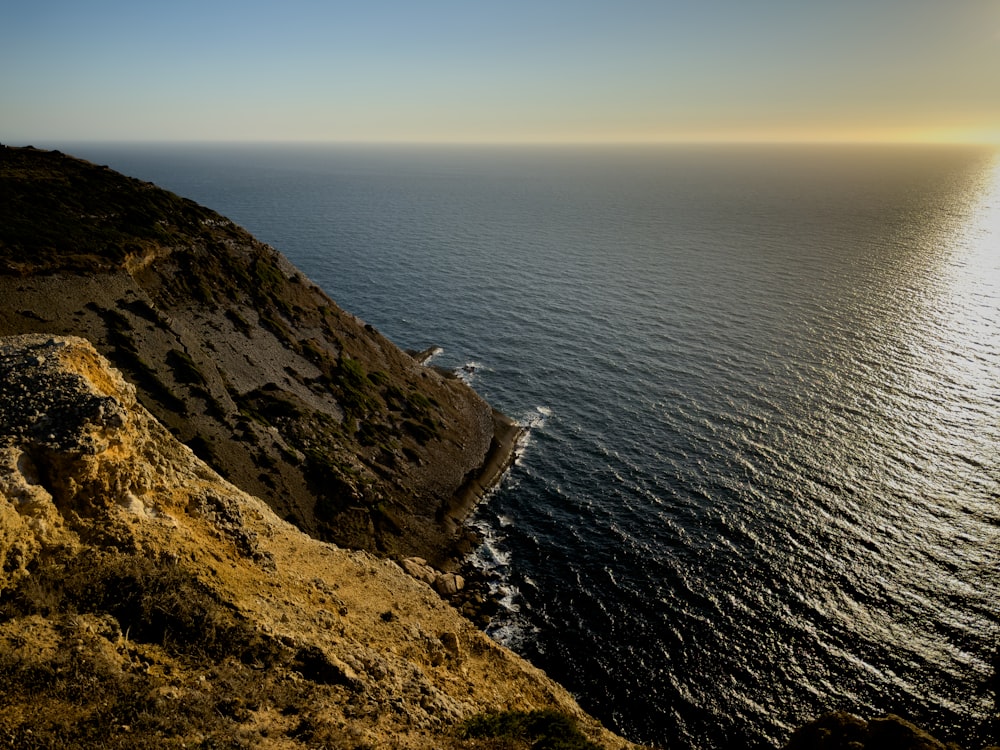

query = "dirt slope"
0;334;635;749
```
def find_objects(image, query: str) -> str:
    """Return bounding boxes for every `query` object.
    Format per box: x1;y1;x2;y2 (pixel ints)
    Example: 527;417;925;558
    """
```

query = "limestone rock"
434;572;466;597
401;556;438;586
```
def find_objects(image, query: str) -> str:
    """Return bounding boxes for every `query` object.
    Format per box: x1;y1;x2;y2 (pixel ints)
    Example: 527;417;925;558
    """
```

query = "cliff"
0;333;636;747
0;144;519;570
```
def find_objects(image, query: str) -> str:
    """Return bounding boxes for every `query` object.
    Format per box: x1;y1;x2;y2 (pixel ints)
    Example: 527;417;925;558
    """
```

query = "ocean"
59;142;999;749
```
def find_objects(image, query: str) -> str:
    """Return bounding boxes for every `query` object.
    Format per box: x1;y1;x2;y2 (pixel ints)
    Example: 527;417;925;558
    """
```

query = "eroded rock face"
2;336;147;507
0;335;636;748
1;335;166;579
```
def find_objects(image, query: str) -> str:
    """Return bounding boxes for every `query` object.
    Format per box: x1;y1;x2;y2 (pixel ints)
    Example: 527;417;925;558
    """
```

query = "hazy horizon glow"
2;1;999;146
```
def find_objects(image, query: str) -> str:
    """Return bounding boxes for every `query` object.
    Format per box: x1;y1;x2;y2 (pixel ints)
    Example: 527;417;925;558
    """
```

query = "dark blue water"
61;143;999;749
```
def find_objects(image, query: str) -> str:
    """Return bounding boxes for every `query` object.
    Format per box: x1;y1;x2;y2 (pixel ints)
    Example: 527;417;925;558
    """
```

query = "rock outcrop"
0;144;519;569
0;334;634;748
783;711;997;750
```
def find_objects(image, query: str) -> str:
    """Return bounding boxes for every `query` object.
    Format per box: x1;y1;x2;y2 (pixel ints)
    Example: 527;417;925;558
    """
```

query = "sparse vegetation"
334;356;378;419
357;420;393;447
0;552;299;745
404;417;438;445
0;144;508;582
0;620;322;748
0;146;226;274
367;369;390;387
0;148;625;750
458;709;602;750
1;550;275;663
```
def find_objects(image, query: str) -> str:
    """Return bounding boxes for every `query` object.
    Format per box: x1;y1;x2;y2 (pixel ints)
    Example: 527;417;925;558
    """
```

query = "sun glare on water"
948;152;1000;375
926;150;1000;509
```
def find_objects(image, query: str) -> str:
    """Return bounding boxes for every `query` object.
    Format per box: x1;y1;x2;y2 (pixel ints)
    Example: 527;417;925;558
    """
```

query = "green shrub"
406;391;433;411
357;420;393;448
458;709;601;750
403;417;439;445
334;357;378;419
367;370;390;387
1;550;277;663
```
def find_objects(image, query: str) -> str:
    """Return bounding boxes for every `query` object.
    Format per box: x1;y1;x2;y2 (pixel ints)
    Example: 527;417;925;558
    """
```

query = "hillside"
0;144;518;570
0;333;636;748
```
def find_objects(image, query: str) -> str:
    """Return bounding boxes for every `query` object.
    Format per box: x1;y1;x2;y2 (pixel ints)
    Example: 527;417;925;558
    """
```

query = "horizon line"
9;136;1000;149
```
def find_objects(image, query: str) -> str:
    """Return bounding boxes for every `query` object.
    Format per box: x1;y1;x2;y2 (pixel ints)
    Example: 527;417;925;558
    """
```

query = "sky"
2;0;999;145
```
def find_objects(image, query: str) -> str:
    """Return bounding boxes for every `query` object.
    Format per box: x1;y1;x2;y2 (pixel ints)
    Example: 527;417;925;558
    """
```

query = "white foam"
510;406;551;463
523;405;551;428
467;514;537;648
473;531;511;569
421;346;444;364
485;585;539;650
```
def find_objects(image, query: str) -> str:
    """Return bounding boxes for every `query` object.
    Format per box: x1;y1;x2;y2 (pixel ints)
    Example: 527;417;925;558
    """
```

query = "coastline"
406;346;525;570
438;407;525;571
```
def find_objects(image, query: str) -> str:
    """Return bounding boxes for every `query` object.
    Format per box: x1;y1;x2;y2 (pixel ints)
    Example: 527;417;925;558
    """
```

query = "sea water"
60;142;999;749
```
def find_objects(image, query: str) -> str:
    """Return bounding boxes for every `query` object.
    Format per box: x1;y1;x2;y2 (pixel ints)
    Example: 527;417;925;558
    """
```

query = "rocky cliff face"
0;145;519;569
0;334;633;748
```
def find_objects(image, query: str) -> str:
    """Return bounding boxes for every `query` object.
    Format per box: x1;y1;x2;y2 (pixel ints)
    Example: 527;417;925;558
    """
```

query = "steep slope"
0;145;519;568
0;334;634;748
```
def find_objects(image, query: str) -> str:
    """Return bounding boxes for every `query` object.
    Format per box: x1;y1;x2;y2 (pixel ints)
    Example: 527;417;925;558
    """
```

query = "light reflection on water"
469;146;1000;748
921;152;998;523
818;150;998;738
941;154;1000;423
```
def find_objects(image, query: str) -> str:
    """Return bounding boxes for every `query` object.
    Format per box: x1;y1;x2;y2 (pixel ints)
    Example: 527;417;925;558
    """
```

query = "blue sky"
3;0;999;143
